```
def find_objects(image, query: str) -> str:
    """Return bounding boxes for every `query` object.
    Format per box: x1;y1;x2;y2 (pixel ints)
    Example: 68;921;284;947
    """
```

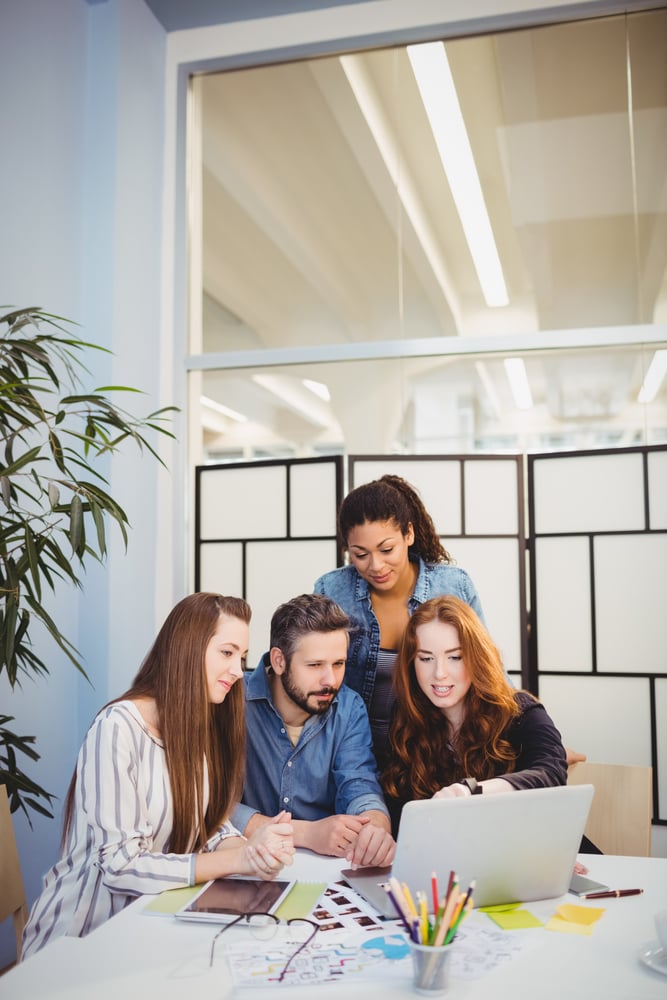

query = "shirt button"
287;761;292;767
283;797;289;804
281;728;286;734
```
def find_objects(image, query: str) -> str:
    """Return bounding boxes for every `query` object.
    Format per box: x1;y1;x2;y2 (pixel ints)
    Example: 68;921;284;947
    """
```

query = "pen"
384;884;412;934
402;882;418;919
417;890;429;943
444;880;476;945
431;871;439;917
433;886;461;947
582;888;643;899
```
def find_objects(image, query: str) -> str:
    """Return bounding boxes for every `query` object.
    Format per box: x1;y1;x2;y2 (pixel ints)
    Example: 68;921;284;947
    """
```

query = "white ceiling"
195;8;667;458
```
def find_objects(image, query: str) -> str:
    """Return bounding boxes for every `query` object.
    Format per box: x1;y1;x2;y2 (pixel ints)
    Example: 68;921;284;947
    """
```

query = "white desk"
3;853;666;999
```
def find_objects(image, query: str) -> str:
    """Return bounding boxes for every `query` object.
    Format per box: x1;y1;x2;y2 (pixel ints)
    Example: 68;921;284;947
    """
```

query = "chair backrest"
0;784;28;966
567;761;653;856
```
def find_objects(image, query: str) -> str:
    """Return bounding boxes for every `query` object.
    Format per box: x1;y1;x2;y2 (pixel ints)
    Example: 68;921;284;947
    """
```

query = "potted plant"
0;307;176;820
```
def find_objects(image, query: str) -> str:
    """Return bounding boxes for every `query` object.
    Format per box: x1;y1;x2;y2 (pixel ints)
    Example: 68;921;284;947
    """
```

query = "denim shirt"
314;557;485;708
230;655;389;833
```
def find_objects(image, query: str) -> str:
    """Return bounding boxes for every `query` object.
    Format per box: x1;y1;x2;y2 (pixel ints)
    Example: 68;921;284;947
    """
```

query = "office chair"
567;761;653;856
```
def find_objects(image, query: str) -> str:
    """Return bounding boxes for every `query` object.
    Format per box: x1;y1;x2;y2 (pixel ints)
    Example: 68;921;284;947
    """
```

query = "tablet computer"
175;877;294;923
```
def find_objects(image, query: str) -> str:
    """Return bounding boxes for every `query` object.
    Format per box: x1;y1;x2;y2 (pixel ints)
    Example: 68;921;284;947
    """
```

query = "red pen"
582;888;643;899
431;871;439;916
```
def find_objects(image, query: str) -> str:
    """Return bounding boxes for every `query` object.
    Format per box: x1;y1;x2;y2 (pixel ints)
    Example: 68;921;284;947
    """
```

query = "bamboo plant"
0;307;177;820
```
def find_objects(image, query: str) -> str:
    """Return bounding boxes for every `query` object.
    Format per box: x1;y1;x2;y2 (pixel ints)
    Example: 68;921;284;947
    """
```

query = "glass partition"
189;8;667;462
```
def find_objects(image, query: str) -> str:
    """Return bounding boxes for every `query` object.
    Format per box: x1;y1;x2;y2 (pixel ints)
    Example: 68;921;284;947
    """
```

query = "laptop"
342;783;594;915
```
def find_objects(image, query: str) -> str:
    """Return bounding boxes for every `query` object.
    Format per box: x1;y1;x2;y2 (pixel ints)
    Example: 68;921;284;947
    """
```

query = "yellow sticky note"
556;903;604;926
486;908;543;930
546;903;605;935
546;915;595;936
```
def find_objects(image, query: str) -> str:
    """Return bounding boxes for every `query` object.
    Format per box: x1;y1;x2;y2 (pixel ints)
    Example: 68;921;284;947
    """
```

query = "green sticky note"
478;902;522;913
485;908;543;930
275;881;327;920
143;884;203;915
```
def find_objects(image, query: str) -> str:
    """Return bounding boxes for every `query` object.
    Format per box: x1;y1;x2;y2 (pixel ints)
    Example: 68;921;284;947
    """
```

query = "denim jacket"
231;655;389;833
314;557;485;708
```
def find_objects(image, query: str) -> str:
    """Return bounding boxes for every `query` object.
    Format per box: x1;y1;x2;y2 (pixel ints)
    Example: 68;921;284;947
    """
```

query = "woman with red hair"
382;595;567;833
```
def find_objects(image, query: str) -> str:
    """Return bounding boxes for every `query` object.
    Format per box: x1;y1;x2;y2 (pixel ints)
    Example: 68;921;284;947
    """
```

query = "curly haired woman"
382;595;567;835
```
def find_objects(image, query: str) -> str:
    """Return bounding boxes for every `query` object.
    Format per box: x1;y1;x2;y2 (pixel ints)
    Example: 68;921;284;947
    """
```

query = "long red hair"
382;596;523;802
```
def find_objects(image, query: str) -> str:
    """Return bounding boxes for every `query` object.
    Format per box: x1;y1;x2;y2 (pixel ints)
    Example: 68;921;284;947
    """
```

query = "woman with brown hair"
22;593;294;958
315;474;483;770
382;595;567;834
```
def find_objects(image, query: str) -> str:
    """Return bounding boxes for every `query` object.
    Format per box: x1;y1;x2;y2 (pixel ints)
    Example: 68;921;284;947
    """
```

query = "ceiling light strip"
407;41;509;308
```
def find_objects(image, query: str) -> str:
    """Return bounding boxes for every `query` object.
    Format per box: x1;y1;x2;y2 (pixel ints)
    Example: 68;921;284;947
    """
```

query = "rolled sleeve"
331;690;389;818
229;801;258;834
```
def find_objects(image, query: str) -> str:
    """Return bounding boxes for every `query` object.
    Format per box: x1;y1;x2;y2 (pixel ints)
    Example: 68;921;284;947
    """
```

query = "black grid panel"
195;456;344;669
528;445;667;826
349;455;528;685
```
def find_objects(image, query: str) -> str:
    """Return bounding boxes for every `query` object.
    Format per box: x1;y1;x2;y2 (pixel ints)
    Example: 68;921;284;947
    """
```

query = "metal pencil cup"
409;941;453;995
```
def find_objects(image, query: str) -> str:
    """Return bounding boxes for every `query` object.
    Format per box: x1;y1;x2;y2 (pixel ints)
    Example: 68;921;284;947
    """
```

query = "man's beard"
280;668;338;716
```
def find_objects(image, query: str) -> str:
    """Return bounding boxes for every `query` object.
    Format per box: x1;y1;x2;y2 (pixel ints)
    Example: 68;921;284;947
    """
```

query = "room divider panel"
195;452;526;679
195;445;666;834
348;455;526;685
195;455;343;669
528;444;667;826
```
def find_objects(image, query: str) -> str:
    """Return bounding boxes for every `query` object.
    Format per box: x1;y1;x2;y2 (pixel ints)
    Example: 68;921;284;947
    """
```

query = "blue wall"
0;0;167;967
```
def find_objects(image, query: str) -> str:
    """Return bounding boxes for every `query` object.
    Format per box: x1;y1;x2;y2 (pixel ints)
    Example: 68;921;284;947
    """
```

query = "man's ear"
269;647;287;674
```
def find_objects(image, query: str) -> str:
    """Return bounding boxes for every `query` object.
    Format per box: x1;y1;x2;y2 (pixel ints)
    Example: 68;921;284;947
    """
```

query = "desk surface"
4;853;666;999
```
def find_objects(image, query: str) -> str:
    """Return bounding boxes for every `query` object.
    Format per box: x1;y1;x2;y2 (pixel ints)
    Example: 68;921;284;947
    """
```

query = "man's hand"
297;814;370;857
345;811;395;868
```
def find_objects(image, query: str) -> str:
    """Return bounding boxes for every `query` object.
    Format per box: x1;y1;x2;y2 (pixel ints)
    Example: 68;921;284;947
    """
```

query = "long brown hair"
382;596;522;802
338;474;452;564
62;593;249;853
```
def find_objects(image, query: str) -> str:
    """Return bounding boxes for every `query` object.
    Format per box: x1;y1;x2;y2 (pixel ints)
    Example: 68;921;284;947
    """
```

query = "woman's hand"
433;777;514;798
433;783;471;799
244;810;295;880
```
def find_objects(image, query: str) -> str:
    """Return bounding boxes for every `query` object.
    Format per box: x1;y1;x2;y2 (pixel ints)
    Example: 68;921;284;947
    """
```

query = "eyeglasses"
209;912;319;982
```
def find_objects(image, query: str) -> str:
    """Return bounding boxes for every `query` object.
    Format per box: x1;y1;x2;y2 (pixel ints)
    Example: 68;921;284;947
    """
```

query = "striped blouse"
22;700;241;959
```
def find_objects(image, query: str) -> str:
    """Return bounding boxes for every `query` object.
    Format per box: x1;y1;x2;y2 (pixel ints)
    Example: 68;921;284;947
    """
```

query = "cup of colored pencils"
384;872;475;995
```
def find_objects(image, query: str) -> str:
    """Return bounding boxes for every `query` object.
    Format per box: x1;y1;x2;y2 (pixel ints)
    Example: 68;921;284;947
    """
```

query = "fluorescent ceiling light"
407;41;509;308
200;395;247;422
504;358;533;409
637;350;667;403
302;378;330;402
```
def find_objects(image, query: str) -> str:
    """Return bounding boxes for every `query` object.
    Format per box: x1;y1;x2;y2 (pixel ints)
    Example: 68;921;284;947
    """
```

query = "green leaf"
91;501;107;557
68;493;84;556
1;305;176;818
23;525;42;600
0;444;42;477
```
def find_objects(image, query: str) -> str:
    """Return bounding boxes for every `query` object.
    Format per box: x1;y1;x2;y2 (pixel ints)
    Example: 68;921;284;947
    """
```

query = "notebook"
342;783;594;915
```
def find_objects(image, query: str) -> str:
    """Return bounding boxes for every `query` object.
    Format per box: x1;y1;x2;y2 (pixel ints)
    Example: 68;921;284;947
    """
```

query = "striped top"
22;701;241;959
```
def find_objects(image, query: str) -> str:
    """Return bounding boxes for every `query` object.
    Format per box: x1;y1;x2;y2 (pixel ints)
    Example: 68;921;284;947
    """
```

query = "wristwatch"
459;777;483;795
